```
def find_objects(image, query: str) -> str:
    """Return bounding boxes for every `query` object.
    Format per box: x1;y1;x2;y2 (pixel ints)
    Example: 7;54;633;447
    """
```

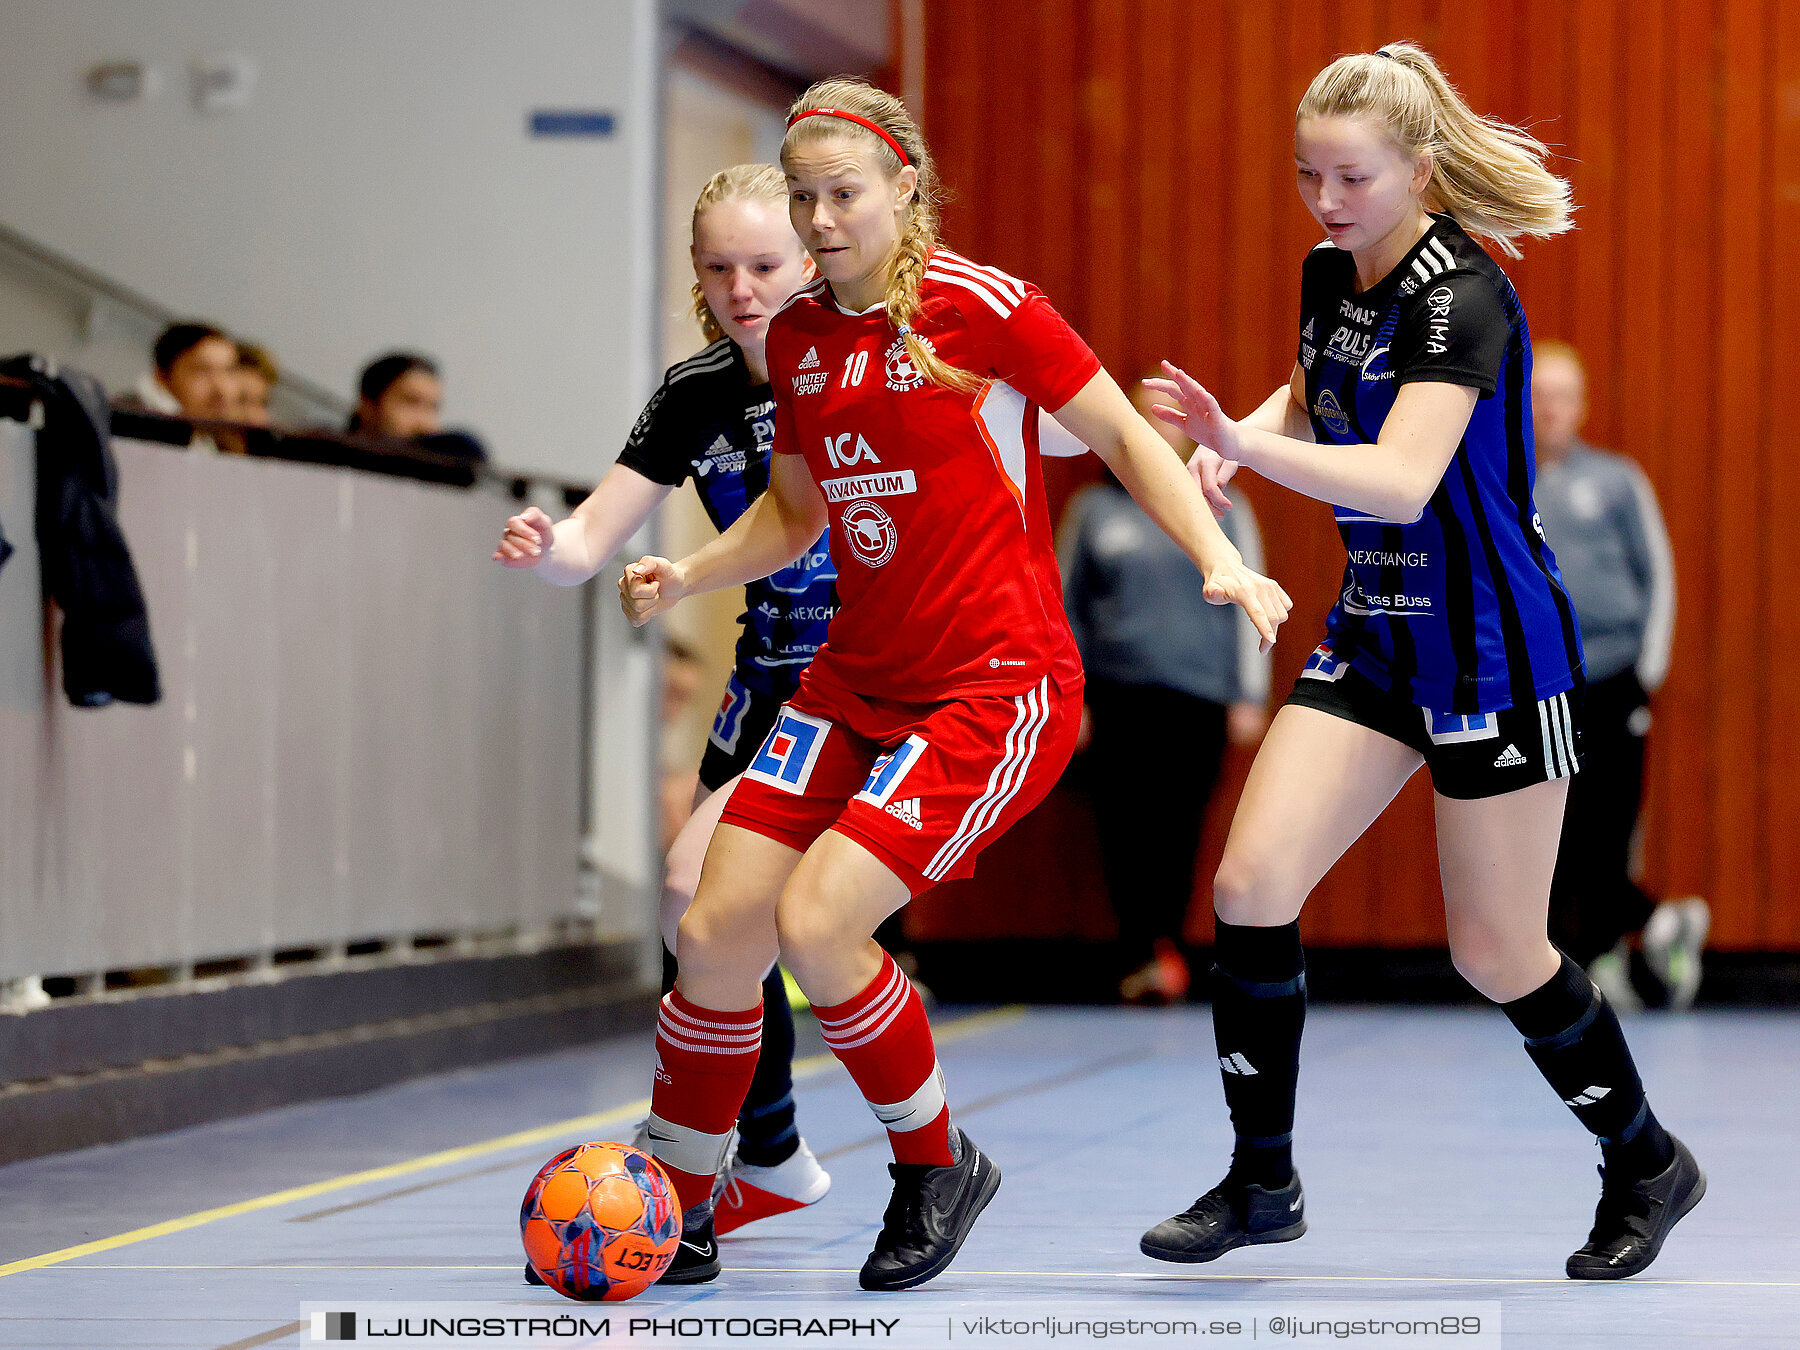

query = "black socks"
1211;935;1674;1194
734;966;800;1168
1503;952;1675;1180
1211;918;1305;1190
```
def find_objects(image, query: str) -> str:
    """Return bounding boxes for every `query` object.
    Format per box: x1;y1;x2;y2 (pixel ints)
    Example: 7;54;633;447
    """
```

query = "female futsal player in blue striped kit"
1138;44;1703;1280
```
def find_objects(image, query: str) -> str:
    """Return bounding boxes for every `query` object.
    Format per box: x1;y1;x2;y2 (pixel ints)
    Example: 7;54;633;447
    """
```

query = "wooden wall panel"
1766;0;1800;946
1708;0;1761;946
906;0;1795;952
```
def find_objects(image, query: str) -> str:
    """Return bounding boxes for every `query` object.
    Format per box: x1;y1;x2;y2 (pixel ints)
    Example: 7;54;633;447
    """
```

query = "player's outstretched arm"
1051;369;1293;651
1150;361;1475;524
1154;364;1315;516
620;452;827;627
495;463;673;587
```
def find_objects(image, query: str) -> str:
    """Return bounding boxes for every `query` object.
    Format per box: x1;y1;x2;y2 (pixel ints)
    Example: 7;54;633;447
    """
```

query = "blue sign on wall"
528;110;615;138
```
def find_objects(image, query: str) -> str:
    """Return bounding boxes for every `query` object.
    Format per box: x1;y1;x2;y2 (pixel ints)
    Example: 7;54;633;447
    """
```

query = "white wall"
0;0;658;484
653;63;788;777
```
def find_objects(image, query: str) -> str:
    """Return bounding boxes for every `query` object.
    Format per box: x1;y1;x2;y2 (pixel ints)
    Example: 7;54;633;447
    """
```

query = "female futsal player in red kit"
620;78;1292;1291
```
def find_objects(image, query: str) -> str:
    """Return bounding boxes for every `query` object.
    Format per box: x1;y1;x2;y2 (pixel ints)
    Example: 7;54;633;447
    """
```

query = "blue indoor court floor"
0;1004;1795;1349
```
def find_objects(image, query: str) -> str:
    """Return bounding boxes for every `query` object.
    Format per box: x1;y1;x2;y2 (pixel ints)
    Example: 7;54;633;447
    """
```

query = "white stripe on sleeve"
1624;461;1676;694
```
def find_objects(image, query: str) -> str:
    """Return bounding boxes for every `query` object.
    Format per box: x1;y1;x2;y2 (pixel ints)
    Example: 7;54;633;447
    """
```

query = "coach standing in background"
1533;341;1707;1011
1059;379;1273;1006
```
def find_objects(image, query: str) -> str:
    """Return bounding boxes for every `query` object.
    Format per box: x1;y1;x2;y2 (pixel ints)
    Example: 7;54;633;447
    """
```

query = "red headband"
786;108;912;167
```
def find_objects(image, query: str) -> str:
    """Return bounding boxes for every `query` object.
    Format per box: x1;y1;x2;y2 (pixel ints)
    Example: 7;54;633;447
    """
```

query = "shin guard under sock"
1503;953;1675;1179
648;990;762;1212
1212;918;1305;1189
813;953;953;1166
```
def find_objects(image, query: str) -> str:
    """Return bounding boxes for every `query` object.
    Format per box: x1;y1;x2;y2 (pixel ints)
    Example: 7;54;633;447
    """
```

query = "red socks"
814;953;952;1166
648;989;761;1212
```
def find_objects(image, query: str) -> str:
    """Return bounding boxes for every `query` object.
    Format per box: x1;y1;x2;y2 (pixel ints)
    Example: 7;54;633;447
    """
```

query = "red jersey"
767;250;1102;701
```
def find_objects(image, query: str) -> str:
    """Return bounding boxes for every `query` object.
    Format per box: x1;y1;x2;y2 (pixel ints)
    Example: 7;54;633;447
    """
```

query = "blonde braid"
885;202;982;395
691;278;723;345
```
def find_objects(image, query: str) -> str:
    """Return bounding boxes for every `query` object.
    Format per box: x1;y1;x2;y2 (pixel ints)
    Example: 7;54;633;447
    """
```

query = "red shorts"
719;663;1082;895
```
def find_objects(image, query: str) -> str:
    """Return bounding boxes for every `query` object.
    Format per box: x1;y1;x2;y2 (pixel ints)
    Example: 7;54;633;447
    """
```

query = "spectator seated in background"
232;341;278;427
117;321;243;453
347;351;486;462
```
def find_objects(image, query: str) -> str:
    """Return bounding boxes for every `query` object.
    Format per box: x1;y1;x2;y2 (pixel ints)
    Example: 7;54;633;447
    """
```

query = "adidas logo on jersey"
694;433;746;477
1493;743;1528;768
1218;1052;1257;1077
797;346;821;370
1301;317;1315;340
884;797;923;830
1564;1085;1612;1107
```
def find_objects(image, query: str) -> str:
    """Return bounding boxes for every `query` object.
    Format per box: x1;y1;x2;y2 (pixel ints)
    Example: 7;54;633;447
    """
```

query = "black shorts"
696;671;790;793
1285;656;1583;801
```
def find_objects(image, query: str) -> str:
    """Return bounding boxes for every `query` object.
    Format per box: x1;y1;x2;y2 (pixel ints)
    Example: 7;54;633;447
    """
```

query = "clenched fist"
494;506;556;568
619;556;687;626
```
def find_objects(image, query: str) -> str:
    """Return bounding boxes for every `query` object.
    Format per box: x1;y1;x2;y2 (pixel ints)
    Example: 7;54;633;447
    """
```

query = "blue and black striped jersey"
618;339;835;696
1298;215;1583;714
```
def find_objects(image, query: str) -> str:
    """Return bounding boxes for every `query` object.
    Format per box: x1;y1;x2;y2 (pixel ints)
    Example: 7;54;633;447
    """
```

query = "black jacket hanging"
0;353;160;706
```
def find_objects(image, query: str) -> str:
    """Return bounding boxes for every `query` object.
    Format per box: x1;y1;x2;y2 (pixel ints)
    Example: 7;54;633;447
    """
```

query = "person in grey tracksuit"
1059;383;1273;1004
1533;342;1706;1007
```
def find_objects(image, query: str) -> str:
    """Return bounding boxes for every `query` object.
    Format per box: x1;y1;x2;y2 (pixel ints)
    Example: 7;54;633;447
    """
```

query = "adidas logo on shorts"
1493;743;1527;768
884;797;923;830
797;346;821;370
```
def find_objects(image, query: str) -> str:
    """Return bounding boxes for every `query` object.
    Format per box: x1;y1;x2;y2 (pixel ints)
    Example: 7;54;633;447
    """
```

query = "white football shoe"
714;1138;831;1235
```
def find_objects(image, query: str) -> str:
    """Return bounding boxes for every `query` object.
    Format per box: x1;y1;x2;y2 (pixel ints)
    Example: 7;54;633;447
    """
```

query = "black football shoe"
523;1262;545;1285
859;1128;1002;1291
660;1212;722;1285
1140;1174;1307;1263
1567;1136;1705;1280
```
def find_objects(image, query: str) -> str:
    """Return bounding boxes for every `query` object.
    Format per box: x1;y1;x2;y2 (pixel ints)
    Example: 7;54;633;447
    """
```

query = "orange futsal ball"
520;1142;680;1300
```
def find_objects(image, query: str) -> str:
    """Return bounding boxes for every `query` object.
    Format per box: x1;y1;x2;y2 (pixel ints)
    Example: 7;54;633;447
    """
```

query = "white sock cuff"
646;1112;733;1178
868;1059;947;1134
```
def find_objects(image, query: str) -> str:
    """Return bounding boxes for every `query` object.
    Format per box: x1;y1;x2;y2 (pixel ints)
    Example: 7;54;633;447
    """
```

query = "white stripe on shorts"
923;677;1049;882
1554;693;1576;778
1537;691;1576;780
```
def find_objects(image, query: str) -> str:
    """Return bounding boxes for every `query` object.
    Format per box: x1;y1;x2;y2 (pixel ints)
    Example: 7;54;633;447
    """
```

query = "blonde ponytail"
688;163;790;344
783;78;982;394
1298;42;1572;258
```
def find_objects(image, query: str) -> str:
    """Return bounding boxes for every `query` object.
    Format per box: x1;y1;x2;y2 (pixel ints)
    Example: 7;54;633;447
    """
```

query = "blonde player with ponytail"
620;77;1291;1291
1139;44;1703;1281
495;165;837;1246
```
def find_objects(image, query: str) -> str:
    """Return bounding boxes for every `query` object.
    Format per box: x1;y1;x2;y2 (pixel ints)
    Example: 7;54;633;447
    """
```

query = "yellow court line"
0;1005;1023;1280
